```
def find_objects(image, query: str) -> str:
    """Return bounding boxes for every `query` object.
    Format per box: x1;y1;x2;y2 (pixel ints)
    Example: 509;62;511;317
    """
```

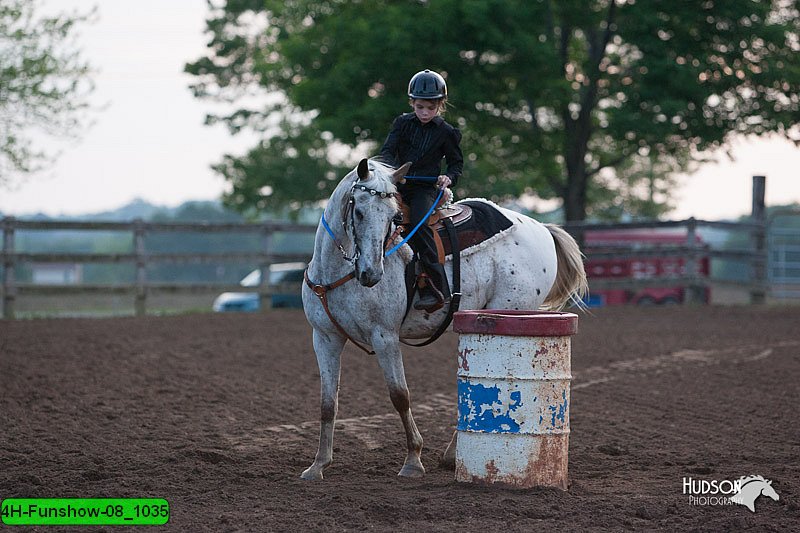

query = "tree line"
3;1;798;222
186;0;799;221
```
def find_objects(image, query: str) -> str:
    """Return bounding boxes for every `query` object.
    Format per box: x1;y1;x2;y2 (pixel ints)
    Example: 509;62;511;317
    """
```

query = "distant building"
31;263;83;285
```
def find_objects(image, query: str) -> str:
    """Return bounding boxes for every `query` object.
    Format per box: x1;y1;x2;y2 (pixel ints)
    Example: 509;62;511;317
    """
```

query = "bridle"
306;171;449;354
305;178;404;354
319;181;399;264
344;183;399;262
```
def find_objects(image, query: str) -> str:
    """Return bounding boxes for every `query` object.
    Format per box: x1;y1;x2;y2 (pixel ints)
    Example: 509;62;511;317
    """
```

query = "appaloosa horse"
301;158;587;480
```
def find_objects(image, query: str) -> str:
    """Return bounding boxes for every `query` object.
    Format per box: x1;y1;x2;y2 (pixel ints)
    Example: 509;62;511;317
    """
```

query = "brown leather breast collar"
304;226;405;355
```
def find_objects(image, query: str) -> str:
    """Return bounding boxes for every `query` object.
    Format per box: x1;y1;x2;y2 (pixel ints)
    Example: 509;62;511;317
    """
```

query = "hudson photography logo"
683;475;780;512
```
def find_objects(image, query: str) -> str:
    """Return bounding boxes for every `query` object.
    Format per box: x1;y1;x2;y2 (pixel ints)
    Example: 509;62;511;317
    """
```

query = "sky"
1;0;799;220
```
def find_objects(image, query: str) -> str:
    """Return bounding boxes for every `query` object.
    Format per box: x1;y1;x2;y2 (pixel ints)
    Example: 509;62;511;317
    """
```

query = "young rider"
379;69;463;312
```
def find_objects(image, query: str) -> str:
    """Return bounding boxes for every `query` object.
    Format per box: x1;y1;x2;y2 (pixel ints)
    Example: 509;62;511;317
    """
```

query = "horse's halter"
334;179;399;264
310;174;402;355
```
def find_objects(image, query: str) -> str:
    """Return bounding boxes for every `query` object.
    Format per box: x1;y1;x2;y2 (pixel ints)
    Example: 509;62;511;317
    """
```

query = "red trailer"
583;230;710;306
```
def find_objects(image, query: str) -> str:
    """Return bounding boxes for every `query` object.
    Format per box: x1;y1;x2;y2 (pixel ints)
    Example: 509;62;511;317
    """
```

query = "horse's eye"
355;209;364;221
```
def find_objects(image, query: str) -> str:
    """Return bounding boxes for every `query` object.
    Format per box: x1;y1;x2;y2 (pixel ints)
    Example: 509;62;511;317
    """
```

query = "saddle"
397;196;514;263
397;195;472;264
395;194;515;347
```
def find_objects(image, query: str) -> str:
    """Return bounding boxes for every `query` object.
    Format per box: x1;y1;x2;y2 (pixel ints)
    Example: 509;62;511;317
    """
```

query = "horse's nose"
358;269;380;287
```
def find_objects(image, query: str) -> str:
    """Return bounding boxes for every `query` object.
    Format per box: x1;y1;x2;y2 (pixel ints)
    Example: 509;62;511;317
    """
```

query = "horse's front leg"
300;329;345;481
373;333;425;478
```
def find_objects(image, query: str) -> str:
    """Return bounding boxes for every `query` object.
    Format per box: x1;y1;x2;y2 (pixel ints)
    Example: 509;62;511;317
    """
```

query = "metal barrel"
453;310;578;489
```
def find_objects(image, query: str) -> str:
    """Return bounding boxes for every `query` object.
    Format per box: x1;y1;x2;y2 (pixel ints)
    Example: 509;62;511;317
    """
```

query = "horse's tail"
542;224;589;311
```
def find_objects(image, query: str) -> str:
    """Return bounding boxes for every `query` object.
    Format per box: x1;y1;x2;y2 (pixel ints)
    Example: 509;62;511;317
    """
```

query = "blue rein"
384;185;443;257
320;212;338;241
321;176;444;259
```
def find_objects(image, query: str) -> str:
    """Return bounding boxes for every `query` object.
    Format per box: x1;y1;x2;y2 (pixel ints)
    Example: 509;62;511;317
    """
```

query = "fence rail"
564;176;769;305
0;192;774;319
2;216;315;319
7;252;311;264
563;215;767;306
6;219;314;232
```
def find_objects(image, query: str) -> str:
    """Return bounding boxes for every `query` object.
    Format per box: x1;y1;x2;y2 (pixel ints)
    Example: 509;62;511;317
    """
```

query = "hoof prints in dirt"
1;307;798;531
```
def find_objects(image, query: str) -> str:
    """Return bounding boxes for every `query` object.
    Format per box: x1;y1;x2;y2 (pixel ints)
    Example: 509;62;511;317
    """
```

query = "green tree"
187;0;799;222
0;0;95;182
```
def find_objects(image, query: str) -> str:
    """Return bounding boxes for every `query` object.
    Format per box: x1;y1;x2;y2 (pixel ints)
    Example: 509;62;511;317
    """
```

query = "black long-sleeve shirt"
379;113;463;188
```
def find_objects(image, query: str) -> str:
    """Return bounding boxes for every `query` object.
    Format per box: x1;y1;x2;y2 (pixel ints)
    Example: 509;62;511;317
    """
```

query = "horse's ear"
393;162;412;185
357;158;369;181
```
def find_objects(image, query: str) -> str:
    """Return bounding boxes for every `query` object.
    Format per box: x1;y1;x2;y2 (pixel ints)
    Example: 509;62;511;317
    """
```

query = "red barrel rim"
453;309;578;336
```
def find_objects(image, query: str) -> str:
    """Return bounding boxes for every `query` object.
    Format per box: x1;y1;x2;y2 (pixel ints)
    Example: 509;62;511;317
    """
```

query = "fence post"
684;217;705;304
134;219;147;316
750;176;767;304
259;225;273;312
2;217;16;319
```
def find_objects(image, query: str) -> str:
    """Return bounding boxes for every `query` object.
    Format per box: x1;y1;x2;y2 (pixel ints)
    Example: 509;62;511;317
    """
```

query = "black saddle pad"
438;200;513;256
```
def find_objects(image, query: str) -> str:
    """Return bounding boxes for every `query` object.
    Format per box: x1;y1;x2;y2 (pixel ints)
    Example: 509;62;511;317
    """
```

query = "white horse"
300;159;587;480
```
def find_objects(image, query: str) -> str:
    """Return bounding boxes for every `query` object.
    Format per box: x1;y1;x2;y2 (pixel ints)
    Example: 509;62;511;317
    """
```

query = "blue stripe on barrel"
457;379;524;433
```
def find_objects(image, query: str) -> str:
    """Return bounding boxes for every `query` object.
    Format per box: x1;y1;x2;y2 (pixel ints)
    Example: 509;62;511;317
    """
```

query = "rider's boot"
414;264;450;312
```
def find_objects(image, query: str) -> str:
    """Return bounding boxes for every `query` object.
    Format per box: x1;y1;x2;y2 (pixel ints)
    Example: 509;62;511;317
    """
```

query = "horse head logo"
729;475;780;513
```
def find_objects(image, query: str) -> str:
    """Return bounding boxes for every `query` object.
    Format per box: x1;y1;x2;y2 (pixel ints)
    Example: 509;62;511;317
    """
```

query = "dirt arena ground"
1;306;798;531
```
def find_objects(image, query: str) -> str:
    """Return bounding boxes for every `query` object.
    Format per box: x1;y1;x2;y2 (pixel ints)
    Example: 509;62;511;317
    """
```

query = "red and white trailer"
584;230;710;306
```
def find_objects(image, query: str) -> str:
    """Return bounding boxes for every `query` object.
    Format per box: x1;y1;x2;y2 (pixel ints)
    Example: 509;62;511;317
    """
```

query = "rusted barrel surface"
453;310;578;489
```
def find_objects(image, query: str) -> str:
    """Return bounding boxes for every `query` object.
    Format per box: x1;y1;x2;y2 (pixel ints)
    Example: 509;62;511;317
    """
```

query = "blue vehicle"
212;262;306;311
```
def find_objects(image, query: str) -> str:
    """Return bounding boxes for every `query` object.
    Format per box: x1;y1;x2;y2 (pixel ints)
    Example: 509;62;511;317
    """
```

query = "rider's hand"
436;175;452;190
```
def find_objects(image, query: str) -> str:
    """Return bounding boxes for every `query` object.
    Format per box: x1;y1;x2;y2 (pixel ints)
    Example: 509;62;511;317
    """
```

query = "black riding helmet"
407;69;447;99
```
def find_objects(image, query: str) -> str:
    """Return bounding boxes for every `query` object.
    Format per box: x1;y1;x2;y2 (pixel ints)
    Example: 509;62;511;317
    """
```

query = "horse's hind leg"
300;329;345;481
373;336;425;478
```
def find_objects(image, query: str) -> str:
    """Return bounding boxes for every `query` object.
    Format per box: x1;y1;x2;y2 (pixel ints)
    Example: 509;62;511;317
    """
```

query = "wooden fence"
0;177;768;318
564;176;768;305
2;214;767;319
1;218;315;319
563;217;767;305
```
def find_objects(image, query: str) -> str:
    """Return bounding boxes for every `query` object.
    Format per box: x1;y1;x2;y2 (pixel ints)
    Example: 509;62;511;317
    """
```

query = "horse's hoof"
300;466;324;481
398;463;425;478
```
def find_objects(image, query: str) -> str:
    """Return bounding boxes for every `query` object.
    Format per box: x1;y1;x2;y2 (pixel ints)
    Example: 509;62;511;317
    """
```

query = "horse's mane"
738;475;768;485
336;159;397;192
350;159;400;209
330;159;400;226
364;159;399;193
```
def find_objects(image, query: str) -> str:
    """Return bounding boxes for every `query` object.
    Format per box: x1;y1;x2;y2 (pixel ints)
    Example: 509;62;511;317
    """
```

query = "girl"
379;69;463;312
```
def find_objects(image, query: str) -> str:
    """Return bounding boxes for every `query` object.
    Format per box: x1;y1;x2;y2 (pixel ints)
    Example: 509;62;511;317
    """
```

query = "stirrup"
414;285;445;312
414;298;445;313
